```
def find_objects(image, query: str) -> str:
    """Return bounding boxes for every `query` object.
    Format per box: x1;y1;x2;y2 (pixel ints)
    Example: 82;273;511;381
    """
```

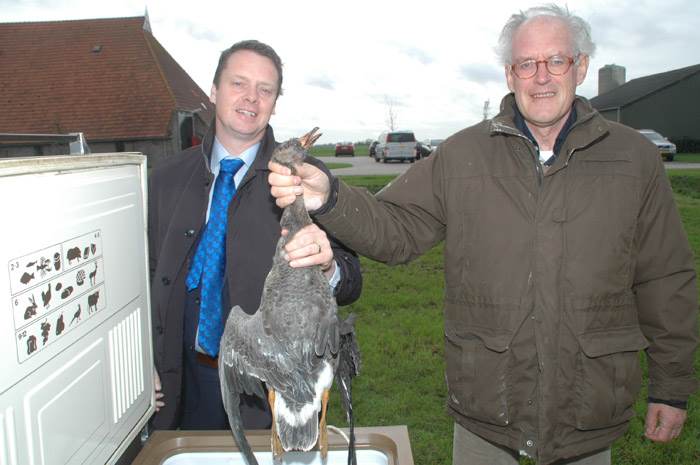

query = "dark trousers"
181;287;272;429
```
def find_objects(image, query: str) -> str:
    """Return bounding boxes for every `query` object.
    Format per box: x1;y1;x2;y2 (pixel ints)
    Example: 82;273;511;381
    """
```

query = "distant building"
598;64;626;95
0;15;213;166
590;64;700;152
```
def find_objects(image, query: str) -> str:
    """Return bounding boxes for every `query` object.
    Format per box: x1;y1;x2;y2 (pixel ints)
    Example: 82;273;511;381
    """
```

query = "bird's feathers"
219;129;357;465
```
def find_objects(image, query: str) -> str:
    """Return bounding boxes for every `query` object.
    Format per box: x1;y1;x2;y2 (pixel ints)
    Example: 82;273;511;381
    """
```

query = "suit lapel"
157;157;210;322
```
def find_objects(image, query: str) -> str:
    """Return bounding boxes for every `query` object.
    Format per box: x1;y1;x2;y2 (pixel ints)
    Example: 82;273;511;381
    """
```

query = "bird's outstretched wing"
221;305;320;402
219;352;257;465
219;306;269;465
219;304;325;465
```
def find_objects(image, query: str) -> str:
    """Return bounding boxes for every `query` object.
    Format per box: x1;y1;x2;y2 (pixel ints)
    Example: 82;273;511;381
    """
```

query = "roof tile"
0;16;213;141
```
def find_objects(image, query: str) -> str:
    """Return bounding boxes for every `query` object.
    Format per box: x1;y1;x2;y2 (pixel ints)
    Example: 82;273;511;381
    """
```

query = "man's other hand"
281;224;335;278
644;402;687;442
154;369;165;412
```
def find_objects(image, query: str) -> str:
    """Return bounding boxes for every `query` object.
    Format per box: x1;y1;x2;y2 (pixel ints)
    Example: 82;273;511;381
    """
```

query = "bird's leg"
319;389;330;459
268;390;284;460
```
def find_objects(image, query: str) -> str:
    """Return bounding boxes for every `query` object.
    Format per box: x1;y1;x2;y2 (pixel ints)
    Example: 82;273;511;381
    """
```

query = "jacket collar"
200;118;277;176
512;103;577;161
490;93;609;154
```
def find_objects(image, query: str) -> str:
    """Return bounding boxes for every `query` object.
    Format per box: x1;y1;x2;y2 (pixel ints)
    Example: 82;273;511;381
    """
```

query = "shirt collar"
210;137;260;174
512;104;577;162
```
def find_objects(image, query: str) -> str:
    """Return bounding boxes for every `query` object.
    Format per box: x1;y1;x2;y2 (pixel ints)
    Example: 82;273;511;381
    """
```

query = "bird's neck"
280;196;312;238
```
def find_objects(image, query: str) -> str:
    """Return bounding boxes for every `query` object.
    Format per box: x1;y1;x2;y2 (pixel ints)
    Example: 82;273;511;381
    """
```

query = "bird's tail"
220;362;259;465
337;314;361;465
276;401;319;452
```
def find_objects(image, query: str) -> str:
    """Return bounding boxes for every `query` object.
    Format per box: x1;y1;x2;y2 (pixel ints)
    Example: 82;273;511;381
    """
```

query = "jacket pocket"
444;323;514;426
574;325;648;430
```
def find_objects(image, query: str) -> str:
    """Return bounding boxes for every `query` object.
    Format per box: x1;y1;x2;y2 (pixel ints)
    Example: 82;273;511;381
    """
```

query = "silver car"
638;129;677;161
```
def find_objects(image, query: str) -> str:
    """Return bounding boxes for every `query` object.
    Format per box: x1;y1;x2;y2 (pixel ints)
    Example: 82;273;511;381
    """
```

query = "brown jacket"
316;95;698;463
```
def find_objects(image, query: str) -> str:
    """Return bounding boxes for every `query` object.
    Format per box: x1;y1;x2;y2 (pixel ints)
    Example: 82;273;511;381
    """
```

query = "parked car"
368;140;379;158
375;130;417;163
638;129;676;161
335;141;355;156
415;141;432;160
428;139;444;154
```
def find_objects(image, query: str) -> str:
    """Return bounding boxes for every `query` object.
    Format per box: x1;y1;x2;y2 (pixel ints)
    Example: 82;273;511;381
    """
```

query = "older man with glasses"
268;4;698;465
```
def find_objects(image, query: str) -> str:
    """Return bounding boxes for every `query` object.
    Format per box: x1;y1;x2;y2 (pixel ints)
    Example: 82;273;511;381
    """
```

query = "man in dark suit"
148;40;362;430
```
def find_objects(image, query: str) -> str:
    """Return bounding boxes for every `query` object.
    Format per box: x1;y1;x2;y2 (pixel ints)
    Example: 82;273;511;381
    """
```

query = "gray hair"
496;4;596;65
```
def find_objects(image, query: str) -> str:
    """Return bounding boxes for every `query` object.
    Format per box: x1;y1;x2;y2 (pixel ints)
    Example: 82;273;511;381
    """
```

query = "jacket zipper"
529;142;544;186
518;133;543;186
490;122;544;186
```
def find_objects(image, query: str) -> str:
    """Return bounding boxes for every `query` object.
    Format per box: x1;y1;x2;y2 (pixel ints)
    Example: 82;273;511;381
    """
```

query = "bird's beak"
299;127;322;149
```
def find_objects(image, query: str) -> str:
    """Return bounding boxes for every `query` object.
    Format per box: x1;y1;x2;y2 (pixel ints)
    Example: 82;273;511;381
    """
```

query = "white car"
375;131;417;163
638;129;676;161
427;139;444;154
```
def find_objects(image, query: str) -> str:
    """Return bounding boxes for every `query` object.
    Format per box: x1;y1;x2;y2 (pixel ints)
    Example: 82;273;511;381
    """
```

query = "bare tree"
483;99;491;120
385;95;397;130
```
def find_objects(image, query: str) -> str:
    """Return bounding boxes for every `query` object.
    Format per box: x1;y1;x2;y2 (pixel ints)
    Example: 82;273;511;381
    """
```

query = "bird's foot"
319;389;330;459
268;390;284;460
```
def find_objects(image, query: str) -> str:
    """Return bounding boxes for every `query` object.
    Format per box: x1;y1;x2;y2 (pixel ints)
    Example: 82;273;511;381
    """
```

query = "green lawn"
325;172;700;465
673;153;700;163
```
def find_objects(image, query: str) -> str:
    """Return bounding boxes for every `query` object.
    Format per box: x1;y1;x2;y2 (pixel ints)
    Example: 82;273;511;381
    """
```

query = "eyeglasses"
510;55;578;79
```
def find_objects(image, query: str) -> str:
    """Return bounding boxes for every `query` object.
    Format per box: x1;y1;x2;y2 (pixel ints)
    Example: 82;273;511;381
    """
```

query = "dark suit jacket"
148;124;362;428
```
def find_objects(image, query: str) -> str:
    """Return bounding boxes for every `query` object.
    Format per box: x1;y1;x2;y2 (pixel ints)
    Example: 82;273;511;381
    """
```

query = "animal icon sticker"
8;230;106;363
24;295;38;320
69;304;83;326
13;284;107;363
10;257;105;328
9;245;62;293
8;230;102;294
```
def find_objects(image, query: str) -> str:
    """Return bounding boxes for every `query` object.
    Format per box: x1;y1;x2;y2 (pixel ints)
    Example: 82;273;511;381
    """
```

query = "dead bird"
219;128;359;465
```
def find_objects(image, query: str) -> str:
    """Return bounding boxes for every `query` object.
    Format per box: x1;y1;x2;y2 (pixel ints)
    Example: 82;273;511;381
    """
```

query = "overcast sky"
2;0;699;144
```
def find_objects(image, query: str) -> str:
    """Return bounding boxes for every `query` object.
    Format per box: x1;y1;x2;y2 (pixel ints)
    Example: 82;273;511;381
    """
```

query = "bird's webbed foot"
268;390;284;461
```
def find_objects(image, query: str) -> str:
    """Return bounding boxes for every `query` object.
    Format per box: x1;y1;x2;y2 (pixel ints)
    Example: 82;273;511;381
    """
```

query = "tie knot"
219;158;245;175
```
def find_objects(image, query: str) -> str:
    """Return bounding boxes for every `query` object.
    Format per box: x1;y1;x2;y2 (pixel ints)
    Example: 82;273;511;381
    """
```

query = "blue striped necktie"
186;157;245;357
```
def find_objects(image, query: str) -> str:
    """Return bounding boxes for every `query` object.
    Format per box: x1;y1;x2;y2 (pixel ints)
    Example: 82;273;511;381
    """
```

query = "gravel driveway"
328;155;415;176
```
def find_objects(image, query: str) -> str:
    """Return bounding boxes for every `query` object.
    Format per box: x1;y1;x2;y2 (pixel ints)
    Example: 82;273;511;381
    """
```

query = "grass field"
673;153;700;163
324;171;700;465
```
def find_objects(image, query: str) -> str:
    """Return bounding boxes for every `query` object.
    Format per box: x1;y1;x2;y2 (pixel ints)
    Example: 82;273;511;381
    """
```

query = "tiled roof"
590;63;700;110
0;16;213;141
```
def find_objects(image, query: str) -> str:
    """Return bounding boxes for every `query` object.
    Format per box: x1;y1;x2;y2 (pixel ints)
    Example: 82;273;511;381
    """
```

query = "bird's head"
271;127;322;173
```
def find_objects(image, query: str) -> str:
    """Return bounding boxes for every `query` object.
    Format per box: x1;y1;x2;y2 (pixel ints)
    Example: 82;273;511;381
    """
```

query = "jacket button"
185;229;195;237
162;276;170;285
156;326;163;335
